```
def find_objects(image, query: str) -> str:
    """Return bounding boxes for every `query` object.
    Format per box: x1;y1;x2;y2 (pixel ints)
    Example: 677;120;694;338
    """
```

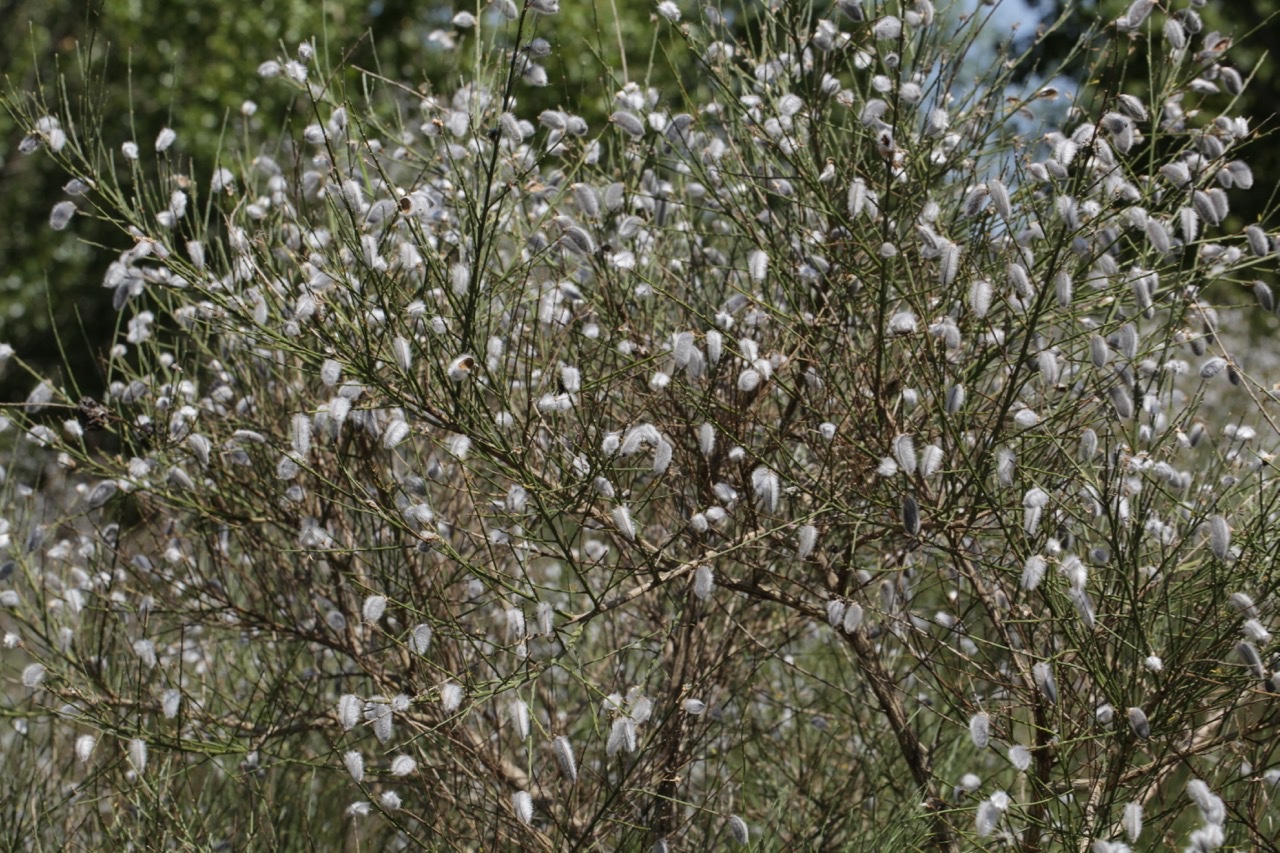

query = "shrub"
3;0;1280;848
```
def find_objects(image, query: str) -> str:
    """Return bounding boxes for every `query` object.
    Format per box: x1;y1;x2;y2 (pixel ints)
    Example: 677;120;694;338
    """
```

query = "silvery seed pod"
1126;706;1150;739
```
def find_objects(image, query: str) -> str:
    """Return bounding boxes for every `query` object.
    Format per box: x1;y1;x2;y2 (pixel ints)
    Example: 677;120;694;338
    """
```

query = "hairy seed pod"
552;735;577;782
893;434;917;475
969;712;991;749
1021;555;1046;591
1238;642;1266;679
1089;335;1110;369
693;565;714;600
1122;801;1143;843
1208;515;1230;559
842;602;863;634
1126;706;1150;739
797;524;818;559
969;279;993;318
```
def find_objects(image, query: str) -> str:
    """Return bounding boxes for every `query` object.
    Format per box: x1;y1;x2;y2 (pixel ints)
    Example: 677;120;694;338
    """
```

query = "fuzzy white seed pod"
75;734;97;763
842;602;863;634
362;595;387;624
343;750;365;783
129;738;148;774
512;791;533;824
1021;555;1047;591
893;434;917;475
969;712;991;749
969;279;993;318
552;735;577;782
440;682;463;713
827;599;846;628
611;505;636;541
693;565;715;600
797;524;819;559
752;466;779;513
1122;801;1142;843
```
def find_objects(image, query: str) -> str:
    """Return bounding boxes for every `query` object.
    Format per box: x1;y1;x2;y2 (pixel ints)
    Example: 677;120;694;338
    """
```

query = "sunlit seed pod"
75;734;96;763
512;791;533;825
1126;706;1150;739
20;662;45;688
338;694;361;730
969;712;991;749
847;177;869;217
920;445;943;478
1008;744;1031;771
693;565;715;600
1200;357;1227;378
1033;662;1057;704
1007;262;1031;298
946;384;966;414
362;595;387;625
797;524;819;559
1122;801;1143;843
129;738;148;774
440;682;463;713
842;602;863;634
748;249;769;283
826;598;846;628
893;434;917;474
410;624;432;655
653;439;673;474
737;368;761;392
607;717;637;755
902;495;920;537
382;420;411;449
752;466;780;513
611;505;636;541
705;330;723;365
1022;555;1046;591
343;751;365;783
552;735;577;782
1014;409;1040;429
509;699;530;739
988;178;1012;219
968;279;993;318
1186;779;1226;825
1209;515;1231;560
